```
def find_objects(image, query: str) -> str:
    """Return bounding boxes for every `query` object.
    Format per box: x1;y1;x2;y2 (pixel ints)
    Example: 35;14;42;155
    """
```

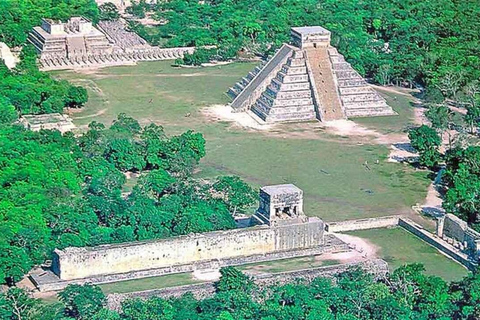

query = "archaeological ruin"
228;26;395;122
31;184;362;291
19;113;76;133
436;214;480;263
28;17;194;70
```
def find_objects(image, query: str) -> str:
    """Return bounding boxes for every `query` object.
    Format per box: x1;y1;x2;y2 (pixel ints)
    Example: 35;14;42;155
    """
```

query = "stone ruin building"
28;17;193;70
436;214;480;265
251;184;306;226
31;184;361;292
228;26;395;123
19;113;76;133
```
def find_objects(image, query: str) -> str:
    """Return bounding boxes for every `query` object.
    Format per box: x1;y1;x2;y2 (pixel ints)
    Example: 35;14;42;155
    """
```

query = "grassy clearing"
53;61;430;222
354;89;417;134
99;273;201;294
347;227;469;282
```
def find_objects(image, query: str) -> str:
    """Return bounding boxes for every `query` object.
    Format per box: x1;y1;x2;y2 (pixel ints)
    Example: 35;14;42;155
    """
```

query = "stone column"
475;240;480;261
436;216;445;238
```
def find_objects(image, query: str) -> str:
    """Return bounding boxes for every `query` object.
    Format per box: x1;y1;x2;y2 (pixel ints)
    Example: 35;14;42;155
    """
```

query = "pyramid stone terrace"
228;26;396;123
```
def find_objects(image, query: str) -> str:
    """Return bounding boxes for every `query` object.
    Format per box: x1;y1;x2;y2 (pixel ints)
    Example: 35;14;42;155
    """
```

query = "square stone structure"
291;26;331;49
252;184;307;226
51;184;325;281
29;17;111;60
228;26;396;122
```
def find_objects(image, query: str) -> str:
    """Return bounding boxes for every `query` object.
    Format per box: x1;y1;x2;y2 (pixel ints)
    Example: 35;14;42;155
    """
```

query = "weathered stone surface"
436;214;480;263
32;234;348;292
0;42;19;69
326;216;401;233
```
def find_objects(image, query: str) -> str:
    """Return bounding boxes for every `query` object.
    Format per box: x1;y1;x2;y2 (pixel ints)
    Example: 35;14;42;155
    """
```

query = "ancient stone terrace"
228;26;396;122
28;17;194;70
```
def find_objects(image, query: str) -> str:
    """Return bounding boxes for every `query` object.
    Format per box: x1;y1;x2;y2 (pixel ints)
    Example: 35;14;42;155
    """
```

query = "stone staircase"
305;47;345;121
230;45;294;112
227;63;265;100
250;49;316;122
329;48;396;118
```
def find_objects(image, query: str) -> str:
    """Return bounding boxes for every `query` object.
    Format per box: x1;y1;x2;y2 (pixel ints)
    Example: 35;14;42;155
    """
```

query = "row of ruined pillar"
39;47;195;69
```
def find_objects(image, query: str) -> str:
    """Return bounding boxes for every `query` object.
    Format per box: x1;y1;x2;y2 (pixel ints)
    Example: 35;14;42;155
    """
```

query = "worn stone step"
276;71;309;83
281;64;307;75
270;79;311;92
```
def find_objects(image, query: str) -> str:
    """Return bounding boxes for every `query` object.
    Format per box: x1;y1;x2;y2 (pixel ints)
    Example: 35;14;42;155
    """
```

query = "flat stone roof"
261;184;302;196
291;26;330;35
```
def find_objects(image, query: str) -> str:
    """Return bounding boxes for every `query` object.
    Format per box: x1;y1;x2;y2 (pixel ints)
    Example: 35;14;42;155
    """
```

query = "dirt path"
70;108;108;120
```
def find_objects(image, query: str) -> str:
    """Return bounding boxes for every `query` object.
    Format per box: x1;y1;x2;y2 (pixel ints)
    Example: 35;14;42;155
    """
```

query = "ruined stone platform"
19;113;76;133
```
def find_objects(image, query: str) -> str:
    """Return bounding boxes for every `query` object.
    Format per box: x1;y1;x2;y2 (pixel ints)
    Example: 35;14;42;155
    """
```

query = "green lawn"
347;227;469;282
54;61;430;222
355;89;418;134
99;273;201;295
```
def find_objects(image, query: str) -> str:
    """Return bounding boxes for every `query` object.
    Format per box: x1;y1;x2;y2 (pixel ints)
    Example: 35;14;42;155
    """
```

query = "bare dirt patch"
203;104;274;130
71;108;108;120
387;142;418;163
317;233;379;263
323;119;380;137
192;269;221;281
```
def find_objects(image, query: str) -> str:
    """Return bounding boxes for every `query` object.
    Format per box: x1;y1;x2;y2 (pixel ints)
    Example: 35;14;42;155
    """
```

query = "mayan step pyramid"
228;26;396;123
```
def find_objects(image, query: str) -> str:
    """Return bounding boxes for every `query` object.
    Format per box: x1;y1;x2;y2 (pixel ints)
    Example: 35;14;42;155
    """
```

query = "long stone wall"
32;234;348;292
106;259;389;311
326;216;401;233
53;218;324;281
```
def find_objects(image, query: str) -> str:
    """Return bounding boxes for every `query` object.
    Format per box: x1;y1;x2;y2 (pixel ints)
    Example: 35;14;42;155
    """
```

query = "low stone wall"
398;218;475;269
326;216;400;233
106;259;388;311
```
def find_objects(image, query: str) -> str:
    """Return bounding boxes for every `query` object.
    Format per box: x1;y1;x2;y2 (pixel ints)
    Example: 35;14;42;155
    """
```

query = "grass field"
54;61;430;222
347;227;469;282
99;273;202;294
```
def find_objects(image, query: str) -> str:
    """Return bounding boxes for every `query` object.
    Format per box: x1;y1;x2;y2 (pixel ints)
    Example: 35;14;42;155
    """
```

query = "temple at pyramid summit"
227;26;396;123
